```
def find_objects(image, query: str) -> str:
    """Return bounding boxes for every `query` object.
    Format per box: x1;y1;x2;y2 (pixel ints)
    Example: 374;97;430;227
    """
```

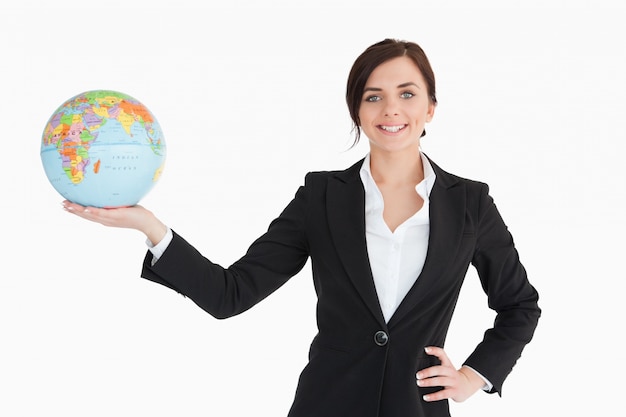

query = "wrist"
142;213;168;246
459;366;488;392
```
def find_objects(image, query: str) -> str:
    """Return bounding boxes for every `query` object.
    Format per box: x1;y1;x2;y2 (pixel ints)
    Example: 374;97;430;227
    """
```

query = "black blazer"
141;156;541;417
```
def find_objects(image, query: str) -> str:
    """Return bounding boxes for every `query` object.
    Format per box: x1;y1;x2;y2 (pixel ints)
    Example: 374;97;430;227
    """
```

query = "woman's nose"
383;97;400;116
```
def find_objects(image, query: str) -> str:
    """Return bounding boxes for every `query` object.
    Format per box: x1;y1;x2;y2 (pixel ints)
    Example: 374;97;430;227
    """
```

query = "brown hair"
346;39;437;145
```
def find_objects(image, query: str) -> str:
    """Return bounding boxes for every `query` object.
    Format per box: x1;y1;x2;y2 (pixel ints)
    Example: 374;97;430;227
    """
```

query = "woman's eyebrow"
397;82;420;89
363;82;421;93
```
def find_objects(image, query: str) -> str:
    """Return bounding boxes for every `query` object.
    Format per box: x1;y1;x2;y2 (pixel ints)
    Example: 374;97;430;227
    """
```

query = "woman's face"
358;56;435;155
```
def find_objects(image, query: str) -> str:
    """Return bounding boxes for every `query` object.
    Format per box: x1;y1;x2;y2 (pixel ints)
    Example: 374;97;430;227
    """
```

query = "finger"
63;202;91;215
422;388;452;402
62;200;81;211
416;365;456;380
416;375;453;388
62;203;87;218
424;346;452;367
62;201;107;223
62;201;97;215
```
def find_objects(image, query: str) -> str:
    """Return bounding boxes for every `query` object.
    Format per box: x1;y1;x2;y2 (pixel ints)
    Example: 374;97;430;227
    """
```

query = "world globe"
41;90;166;208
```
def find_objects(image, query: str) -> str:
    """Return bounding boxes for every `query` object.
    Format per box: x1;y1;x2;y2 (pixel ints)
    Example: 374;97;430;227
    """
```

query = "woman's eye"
365;95;381;102
401;92;414;99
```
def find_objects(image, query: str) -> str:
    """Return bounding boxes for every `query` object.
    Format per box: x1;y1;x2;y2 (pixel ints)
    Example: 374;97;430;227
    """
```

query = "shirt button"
374;331;389;346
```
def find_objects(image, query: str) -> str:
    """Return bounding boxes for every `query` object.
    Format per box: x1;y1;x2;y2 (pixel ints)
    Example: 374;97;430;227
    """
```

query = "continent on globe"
41;90;166;208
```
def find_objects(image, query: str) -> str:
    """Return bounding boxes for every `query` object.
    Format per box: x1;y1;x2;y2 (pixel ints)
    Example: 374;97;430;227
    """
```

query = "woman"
63;39;541;417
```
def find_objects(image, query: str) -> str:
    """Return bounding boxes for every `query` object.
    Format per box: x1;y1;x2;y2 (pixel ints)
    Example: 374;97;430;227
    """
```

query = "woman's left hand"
416;346;485;403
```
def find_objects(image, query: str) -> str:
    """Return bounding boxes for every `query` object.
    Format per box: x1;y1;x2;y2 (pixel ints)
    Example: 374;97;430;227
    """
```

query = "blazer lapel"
327;159;387;329
388;158;466;328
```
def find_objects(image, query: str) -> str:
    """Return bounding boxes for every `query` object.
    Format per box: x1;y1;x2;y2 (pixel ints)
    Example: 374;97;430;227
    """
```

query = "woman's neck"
369;147;424;186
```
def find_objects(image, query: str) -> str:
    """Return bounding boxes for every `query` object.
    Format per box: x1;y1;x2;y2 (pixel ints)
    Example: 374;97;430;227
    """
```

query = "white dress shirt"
359;152;435;324
146;227;172;264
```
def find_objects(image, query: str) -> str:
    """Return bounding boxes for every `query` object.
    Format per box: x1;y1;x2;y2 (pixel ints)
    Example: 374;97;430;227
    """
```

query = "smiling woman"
346;39;438;145
62;38;540;417
358;56;435;156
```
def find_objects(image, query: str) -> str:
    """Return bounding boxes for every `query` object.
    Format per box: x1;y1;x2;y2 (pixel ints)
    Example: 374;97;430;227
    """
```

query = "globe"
41;90;166;208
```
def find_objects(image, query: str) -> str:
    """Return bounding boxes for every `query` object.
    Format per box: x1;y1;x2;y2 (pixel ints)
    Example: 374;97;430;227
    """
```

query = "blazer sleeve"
140;177;311;319
463;183;541;395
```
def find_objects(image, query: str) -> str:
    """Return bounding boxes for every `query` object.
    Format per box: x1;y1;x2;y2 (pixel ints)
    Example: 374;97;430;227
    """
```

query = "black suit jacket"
141;156;541;417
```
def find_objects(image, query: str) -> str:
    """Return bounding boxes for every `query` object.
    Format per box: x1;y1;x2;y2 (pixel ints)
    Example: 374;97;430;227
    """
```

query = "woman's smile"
378;124;407;134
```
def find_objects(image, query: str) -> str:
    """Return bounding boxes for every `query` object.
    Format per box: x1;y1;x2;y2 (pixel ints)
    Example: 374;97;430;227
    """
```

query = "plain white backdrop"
1;1;624;415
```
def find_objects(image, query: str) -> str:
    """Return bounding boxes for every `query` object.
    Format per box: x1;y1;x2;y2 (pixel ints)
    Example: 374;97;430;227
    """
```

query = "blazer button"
374;331;388;346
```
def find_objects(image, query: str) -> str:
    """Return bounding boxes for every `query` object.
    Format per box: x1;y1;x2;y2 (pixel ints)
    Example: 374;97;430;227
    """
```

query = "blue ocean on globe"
40;90;166;208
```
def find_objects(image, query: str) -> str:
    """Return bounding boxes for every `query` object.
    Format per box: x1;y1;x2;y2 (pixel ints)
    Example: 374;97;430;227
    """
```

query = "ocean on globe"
41;90;166;208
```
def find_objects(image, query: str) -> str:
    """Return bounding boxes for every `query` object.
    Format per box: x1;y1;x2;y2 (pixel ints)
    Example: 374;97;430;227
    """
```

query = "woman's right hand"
62;200;168;246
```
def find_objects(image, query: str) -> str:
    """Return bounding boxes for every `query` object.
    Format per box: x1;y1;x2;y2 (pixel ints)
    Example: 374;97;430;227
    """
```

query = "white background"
1;1;624;415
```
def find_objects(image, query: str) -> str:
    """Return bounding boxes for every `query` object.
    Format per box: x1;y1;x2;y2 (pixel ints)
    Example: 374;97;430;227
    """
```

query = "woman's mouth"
378;124;407;133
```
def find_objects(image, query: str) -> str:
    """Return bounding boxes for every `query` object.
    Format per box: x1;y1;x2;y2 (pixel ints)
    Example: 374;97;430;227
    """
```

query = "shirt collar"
359;152;437;199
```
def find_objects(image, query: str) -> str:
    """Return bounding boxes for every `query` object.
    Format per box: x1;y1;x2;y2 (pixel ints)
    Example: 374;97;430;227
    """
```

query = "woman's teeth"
380;125;405;133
